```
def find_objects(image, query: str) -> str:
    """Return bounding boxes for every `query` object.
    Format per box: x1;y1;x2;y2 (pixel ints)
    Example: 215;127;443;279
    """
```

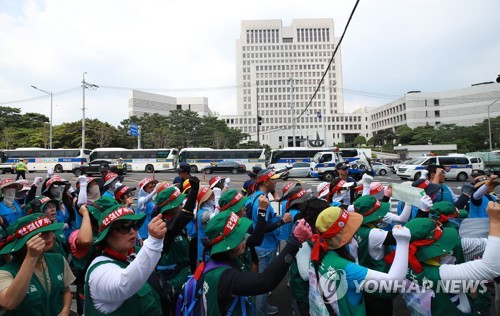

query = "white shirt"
87;236;163;314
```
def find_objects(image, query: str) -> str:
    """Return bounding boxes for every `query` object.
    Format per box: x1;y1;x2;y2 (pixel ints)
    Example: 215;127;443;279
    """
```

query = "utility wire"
0;87;81;105
297;0;360;119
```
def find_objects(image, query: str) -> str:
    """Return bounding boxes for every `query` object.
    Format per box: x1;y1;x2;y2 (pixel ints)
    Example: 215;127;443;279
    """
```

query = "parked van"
396;156;472;181
468;157;485;171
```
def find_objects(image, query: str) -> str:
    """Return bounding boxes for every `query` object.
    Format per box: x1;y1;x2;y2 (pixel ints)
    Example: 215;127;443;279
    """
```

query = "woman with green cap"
352;194;427;315
200;210;312;315
84;206;166;315
385;203;500;315
309;206;411;316
0;214;75;315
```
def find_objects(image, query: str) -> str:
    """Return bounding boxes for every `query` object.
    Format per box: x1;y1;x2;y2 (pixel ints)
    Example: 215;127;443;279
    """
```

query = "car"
371;162;391;176
288;162;311;178
72;159;130;176
201;161;246;174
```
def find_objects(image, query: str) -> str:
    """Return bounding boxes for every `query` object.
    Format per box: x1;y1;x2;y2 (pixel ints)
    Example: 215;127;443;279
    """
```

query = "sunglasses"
113;221;142;234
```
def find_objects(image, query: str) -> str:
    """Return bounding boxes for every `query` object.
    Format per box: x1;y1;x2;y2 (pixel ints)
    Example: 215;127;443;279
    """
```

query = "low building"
128;90;212;118
393;144;458;159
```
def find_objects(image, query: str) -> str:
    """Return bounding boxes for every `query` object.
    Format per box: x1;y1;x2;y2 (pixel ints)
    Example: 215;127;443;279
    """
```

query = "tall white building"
128;90;212;118
222;19;367;147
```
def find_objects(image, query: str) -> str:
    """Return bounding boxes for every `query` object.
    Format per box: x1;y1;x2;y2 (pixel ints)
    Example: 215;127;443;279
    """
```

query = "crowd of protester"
0;160;498;316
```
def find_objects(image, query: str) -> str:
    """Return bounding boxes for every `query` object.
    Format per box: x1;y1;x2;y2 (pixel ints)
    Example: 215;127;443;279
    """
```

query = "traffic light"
258;116;263;126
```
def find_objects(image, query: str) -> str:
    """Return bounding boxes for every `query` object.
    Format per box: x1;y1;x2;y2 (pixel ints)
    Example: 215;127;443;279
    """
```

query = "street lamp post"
81;72;99;150
487;99;500;152
31;85;53;149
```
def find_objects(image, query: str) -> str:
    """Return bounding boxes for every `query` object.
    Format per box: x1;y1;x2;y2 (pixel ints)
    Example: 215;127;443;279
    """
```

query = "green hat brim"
160;194;186;213
41;199;59;212
221;196;249;214
416;227;459;262
94;213;146;245
210;217;252;256
0;222;64;255
87;206;102;220
457;209;468;219
362;202;390;224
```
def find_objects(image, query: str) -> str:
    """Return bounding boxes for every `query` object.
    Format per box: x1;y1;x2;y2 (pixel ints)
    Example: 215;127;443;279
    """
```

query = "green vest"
309;251;366;316
51;229;69;258
117;162;124;169
204;266;251;316
406;264;475;315
235;245;252;273
0;253;66;316
84;259;162;316
355;225;397;300
15;162;26;171
157;231;190;292
289;258;309;305
70;232;98;273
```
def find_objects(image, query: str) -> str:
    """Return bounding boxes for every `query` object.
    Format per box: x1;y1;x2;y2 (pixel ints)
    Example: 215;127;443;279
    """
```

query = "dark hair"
300;197;330;233
426;165;444;176
334;245;355;263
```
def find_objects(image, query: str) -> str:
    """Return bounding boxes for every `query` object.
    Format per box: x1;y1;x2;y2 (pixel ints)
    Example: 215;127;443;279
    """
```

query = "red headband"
286;188;307;210
209;212;240;246
384;222;443;273
115;186;131;200
16;217;53;239
158;188;181;209
100;208;135;231
361;200;381;217
257;171;277;183
311;209;349;263
417;180;430;189
221;192;244;211
330;180;346;195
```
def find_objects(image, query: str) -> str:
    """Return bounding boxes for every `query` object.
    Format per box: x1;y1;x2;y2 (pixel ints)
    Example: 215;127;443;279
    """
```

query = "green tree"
353;135;366;146
395;125;414;145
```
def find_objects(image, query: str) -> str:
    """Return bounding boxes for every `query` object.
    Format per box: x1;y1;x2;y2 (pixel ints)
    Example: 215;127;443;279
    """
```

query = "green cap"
94;205;146;244
88;196;119;220
0;214;64;255
206;211;252;256
154;186;186;213
429;201;468;223
405;218;459;262
353;195;390;224
219;190;248;213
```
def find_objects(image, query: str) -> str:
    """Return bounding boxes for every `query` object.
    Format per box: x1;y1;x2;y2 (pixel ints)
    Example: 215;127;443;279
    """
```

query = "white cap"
317;182;330;199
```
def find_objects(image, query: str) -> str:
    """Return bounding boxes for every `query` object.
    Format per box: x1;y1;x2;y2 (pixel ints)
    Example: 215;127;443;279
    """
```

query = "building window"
176;104;182;109
435;110;440;117
434;99;439;106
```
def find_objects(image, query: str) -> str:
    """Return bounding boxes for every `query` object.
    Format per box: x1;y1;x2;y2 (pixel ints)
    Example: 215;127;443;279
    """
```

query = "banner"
389;183;425;207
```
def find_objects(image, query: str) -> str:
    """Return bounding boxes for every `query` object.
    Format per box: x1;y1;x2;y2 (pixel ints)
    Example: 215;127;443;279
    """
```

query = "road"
17;171;496;315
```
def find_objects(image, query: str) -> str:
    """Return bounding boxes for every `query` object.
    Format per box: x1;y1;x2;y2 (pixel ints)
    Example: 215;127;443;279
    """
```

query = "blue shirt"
252;190;280;251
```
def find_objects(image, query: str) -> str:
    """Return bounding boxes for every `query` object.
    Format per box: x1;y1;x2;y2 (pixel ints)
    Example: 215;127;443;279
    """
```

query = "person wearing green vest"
218;189;268;273
384;210;500;315
0;214;75;315
309;207;411;316
85;205;166;315
27;196;69;259
202;210;312;316
69;196;118;316
116;158;124;176
352;195;426;316
15;159;27;181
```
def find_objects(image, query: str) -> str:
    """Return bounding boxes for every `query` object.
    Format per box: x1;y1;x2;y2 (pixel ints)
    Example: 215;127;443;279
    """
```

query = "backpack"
175;260;252;316
245;191;264;220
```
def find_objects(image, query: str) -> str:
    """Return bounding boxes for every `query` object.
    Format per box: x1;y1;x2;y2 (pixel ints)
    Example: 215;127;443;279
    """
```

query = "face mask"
204;199;216;210
50;185;63;201
15;191;28;200
2;188;16;206
331;190;347;203
87;185;101;202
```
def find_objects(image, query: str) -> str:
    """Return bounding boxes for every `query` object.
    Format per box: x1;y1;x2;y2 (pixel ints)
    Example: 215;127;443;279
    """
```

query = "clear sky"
0;0;498;127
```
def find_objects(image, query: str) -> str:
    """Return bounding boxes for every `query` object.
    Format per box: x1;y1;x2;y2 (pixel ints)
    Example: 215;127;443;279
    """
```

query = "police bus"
0;148;91;173
178;148;266;173
338;148;372;163
268;147;338;169
90;148;179;173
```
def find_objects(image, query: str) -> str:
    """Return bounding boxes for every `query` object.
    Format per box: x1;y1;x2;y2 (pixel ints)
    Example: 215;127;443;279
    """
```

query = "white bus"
0;148;91;173
178;148;266;173
90;148;179;173
268;147;338;169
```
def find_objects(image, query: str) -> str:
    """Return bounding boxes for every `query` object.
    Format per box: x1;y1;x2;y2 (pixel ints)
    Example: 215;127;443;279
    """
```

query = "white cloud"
0;0;498;127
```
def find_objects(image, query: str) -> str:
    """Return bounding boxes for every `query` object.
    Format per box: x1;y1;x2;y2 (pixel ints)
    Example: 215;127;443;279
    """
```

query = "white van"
468;157;485;171
396;156;472;181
